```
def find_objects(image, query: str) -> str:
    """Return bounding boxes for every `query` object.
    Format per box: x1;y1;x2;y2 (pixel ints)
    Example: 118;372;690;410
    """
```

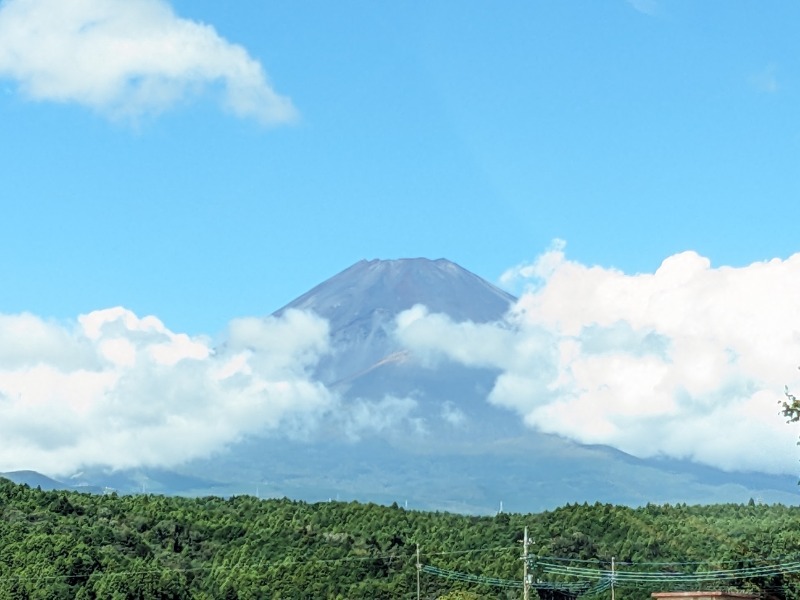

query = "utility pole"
611;556;615;600
416;544;421;600
522;527;530;600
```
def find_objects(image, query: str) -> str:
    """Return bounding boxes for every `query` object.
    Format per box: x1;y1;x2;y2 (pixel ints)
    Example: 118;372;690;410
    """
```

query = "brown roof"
652;593;758;600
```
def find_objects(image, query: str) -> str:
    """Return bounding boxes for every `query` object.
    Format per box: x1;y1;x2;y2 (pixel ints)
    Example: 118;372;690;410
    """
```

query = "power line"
536;558;800;582
420;554;800;596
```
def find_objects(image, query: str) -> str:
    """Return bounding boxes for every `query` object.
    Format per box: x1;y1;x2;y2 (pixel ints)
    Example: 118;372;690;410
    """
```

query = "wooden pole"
611;556;616;600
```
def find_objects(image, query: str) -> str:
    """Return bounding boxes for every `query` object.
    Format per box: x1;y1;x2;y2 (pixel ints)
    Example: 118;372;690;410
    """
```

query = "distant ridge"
1;470;68;491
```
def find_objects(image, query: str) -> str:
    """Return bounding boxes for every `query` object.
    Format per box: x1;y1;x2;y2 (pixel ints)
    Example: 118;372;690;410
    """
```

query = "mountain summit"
276;258;515;327
274;258;516;386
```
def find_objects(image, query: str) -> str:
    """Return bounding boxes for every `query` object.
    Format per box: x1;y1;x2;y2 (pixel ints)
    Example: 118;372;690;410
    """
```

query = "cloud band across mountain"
396;247;800;476
3;248;800;478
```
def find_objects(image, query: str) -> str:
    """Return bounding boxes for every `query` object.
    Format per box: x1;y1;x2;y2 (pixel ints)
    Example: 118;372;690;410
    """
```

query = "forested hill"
2;478;800;600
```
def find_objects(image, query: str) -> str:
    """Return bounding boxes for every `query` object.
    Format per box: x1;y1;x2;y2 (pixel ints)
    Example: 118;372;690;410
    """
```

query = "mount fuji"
7;258;798;513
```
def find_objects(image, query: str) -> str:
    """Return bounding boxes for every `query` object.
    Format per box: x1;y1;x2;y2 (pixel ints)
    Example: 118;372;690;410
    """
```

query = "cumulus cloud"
0;0;297;123
396;246;800;475
0;307;333;475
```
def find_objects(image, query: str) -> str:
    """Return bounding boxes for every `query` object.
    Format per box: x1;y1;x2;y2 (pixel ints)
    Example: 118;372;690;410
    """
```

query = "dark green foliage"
1;478;799;599
782;386;800;424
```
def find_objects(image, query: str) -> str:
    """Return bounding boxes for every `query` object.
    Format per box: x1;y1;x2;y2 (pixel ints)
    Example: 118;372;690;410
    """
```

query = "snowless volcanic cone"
273;257;516;385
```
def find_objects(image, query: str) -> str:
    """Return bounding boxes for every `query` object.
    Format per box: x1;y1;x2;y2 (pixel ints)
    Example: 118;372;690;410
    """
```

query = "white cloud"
339;395;422;441
396;245;800;475
500;239;566;291
0;307;333;475
0;0;297;123
441;401;467;428
396;305;522;370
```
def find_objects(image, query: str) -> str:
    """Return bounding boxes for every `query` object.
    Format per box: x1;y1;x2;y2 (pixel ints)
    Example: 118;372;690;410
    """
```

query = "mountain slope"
0;470;67;491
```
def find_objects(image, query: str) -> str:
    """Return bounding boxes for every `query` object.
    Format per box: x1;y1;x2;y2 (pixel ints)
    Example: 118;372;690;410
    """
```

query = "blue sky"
3;0;800;478
3;0;800;335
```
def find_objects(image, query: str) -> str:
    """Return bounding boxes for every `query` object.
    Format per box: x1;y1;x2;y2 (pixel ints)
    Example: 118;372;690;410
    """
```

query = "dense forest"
1;477;800;599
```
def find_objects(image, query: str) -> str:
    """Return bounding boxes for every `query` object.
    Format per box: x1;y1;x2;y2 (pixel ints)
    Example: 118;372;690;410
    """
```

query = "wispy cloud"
396;245;800;475
339;395;422;441
626;0;659;17
0;0;297;124
750;64;781;94
441;401;467;428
